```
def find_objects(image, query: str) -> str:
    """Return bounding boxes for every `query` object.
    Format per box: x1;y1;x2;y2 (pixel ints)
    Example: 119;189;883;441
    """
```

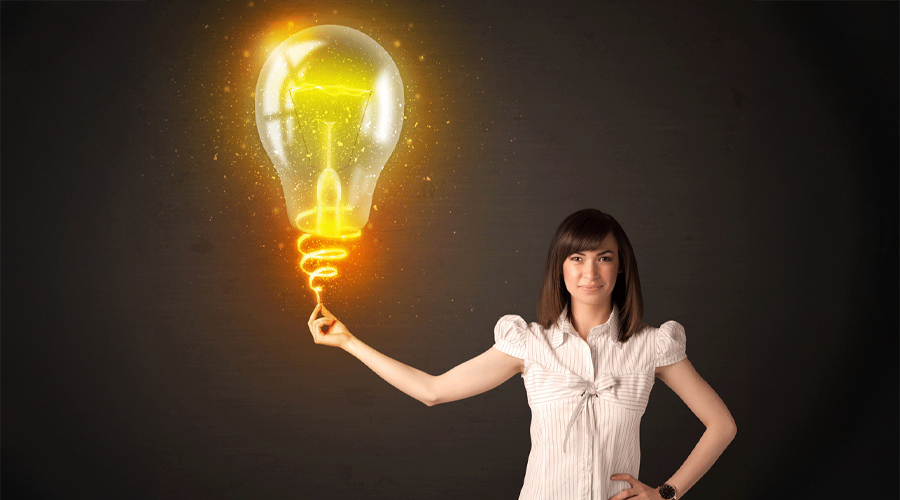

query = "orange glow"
297;231;361;303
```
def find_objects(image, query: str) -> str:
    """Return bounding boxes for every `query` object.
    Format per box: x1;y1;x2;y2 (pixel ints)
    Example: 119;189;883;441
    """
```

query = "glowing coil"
297;231;361;303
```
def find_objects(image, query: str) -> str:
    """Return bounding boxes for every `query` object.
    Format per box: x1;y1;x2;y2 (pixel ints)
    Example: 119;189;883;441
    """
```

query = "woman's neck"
569;301;613;340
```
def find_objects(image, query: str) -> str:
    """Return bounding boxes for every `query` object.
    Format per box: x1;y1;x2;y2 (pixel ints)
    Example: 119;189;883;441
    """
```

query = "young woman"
307;209;736;500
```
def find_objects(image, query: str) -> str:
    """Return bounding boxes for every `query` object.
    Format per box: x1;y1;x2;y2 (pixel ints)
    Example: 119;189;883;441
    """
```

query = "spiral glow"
297;232;360;304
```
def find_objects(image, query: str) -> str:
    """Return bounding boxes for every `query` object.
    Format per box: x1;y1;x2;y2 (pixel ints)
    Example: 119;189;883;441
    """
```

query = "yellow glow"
295;204;362;302
290;81;370;238
292;82;372;97
315;166;342;237
289;71;371;298
289;84;372;180
297;231;361;304
255;25;405;303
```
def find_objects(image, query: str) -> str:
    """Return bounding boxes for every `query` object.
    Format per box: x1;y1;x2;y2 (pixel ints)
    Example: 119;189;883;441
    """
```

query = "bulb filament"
315;123;343;238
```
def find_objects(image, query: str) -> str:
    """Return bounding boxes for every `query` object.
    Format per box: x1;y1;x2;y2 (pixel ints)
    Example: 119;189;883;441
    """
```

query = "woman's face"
562;234;621;311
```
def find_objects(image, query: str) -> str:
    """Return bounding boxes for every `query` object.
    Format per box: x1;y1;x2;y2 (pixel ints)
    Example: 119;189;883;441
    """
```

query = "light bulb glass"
255;25;404;237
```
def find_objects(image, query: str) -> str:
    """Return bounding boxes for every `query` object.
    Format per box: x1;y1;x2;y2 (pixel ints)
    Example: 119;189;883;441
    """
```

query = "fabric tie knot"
563;374;616;453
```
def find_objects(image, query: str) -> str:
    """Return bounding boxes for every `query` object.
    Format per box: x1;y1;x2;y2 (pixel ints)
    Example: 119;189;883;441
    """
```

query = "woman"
308;209;736;500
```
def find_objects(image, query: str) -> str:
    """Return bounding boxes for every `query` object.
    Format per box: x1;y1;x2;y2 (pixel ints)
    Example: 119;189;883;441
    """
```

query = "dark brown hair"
536;209;644;342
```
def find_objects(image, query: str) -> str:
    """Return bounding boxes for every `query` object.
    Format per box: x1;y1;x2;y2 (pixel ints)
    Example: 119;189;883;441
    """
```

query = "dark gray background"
2;1;897;499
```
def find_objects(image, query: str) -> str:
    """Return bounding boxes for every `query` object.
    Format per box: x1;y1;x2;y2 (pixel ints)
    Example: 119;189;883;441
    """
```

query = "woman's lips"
579;285;601;292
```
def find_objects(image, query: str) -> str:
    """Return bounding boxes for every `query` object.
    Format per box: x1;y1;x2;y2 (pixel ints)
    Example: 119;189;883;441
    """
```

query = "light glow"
297;232;360;304
255;25;404;302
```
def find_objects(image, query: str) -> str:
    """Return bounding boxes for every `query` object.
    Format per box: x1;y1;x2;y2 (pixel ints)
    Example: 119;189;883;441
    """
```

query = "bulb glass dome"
255;25;404;237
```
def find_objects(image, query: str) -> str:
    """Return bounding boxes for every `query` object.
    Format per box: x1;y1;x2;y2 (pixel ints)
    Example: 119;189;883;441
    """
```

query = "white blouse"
492;305;687;500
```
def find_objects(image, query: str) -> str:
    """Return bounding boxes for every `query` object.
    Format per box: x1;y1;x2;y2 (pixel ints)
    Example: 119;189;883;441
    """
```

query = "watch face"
659;484;676;499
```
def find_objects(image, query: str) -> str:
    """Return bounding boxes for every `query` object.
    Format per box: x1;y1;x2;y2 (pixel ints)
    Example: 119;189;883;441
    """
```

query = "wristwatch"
658;484;677;499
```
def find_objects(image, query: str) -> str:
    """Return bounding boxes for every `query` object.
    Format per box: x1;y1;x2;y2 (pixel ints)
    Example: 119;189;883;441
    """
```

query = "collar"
550;304;622;350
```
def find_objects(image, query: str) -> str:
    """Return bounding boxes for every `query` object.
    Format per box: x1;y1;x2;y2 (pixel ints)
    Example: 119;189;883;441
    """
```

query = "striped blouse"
492;305;687;500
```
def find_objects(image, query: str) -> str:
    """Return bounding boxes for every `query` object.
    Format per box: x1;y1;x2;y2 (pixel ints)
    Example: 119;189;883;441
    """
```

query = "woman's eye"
600;257;611;261
570;256;582;261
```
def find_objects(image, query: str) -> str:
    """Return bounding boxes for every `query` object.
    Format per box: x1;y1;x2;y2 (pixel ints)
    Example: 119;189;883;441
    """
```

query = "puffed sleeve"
655;320;687;367
493;315;527;360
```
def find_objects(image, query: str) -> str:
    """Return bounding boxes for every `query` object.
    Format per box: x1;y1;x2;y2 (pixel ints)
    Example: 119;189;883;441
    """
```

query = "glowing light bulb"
255;25;404;302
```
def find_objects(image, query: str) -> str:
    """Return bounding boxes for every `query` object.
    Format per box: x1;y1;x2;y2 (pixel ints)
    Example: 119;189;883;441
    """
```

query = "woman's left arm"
610;358;736;500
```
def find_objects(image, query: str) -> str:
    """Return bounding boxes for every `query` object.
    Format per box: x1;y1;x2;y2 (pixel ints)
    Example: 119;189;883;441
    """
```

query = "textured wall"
2;1;897;499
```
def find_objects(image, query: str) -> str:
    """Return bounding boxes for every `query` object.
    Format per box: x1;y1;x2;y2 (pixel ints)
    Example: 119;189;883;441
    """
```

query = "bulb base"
295;208;362;238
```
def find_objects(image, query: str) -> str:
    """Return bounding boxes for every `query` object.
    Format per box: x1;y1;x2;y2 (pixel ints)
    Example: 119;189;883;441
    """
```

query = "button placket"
583;396;595;472
587;324;607;383
579;337;595;381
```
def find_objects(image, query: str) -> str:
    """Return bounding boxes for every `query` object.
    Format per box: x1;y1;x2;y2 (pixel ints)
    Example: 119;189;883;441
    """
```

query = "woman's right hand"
308;303;354;349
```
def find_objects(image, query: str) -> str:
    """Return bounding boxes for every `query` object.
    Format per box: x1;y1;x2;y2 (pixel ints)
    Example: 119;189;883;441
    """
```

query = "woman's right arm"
308;304;524;406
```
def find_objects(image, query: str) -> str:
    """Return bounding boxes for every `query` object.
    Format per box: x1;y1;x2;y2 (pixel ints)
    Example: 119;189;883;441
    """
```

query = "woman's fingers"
609;489;637;500
310;318;335;341
607;489;635;500
314;317;334;332
308;304;344;346
308;303;322;325
611;474;635;485
607;474;639;500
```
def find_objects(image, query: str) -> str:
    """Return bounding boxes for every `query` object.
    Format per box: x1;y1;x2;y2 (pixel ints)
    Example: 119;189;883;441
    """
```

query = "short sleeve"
655;320;687;367
493;315;527;360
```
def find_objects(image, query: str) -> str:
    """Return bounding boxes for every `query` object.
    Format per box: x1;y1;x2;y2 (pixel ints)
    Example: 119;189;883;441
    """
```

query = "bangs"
559;217;614;257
